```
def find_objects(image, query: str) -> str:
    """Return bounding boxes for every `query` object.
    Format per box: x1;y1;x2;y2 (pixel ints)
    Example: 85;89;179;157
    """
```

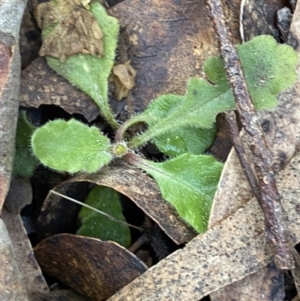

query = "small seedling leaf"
77;185;131;247
31;119;112;173
132;154;223;232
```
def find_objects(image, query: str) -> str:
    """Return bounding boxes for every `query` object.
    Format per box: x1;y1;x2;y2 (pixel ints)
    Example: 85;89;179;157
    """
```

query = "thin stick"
205;0;294;269
128;233;148;253
50;190;143;231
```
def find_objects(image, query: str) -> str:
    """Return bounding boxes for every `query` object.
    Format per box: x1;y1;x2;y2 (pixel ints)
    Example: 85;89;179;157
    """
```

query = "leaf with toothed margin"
127;80;234;148
205;35;298;109
77;185;131;247
31;119;112;173
125;35;298;149
129;153;223;232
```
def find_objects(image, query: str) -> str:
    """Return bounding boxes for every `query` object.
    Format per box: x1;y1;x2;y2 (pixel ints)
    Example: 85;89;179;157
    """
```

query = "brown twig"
206;0;294;269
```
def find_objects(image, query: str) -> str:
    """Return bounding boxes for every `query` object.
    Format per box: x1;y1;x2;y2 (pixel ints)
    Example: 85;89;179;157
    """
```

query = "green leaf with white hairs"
131;153;223;232
126;35;297;149
237;35;298;108
31;119;112;173
77;185;131;247
153;125;216;157
128;80;234;148
45;2;119;129
205;35;298;109
146;95;216;157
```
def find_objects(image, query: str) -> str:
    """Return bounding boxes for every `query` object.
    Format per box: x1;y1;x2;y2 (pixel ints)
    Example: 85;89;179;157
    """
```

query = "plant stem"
98;100;119;130
115;115;148;143
206;0;294;269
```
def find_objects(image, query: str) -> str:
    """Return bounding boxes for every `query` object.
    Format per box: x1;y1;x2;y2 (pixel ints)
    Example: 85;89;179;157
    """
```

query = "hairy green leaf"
148;95;216;157
203;56;229;92
128;80;234;148
205;35;298;109
126;35;297;149
31;119;112;173
130;153;223;232
13;112;39;177
154;125;216;157
77;185;131;247
44;3;119;128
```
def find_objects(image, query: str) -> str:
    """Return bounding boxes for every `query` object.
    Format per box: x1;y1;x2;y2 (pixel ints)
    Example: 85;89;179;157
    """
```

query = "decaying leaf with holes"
35;0;103;62
112;61;137;100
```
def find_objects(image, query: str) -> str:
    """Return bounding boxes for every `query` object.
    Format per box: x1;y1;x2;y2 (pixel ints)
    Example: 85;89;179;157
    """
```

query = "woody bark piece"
0;0;26;212
107;154;300;300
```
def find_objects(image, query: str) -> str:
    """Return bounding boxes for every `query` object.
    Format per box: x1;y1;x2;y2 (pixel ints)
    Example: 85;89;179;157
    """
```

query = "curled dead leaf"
112;61;137;100
35;0;103;62
34;233;147;301
36;162;195;245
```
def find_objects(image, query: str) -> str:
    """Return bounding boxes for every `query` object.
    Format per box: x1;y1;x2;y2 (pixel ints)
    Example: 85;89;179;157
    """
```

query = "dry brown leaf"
34;233;147;301
71;161;196;244
38;162;195;245
109;0;240;115
36;182;90;242
112;61;137;100
32;290;90;301
20;57;125;122
209;265;285;301
35;0;103;63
